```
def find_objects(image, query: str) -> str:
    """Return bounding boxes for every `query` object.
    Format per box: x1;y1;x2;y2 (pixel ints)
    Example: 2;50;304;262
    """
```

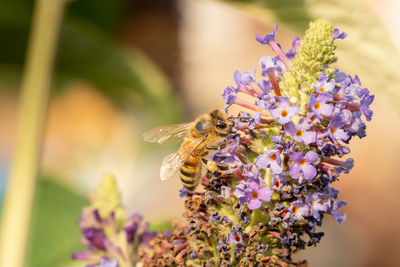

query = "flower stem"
0;0;66;266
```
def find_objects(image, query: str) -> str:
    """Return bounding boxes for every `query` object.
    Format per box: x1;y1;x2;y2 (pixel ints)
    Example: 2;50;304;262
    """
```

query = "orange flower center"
330;126;336;134
320;87;326;92
296;129;303;137
292;206;298;214
314;102;321;110
299;159;306;166
251;191;259;199
270;153;277;161
274;180;280;187
235;235;242;242
281;110;288;117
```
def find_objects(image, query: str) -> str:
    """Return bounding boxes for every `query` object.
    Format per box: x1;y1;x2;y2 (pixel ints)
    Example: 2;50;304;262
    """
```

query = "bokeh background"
1;0;400;266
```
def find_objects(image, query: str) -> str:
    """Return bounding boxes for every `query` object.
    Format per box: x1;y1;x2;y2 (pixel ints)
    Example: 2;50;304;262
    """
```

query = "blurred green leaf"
218;0;400;110
26;179;88;267
0;0;181;122
55;18;181;122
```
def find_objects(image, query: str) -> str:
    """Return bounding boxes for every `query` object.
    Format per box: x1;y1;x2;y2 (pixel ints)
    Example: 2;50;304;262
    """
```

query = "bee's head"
210;109;233;134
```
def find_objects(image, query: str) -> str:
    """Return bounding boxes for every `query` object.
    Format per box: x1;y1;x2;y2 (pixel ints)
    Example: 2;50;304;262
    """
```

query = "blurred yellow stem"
0;0;66;266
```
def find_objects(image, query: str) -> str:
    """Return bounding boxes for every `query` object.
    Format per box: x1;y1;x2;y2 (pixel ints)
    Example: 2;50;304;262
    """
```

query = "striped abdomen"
180;155;202;190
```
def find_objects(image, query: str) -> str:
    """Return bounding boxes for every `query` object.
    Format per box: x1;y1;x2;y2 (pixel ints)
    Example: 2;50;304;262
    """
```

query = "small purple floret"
270;97;299;124
256;149;283;174
256;24;278;45
289;151;319;181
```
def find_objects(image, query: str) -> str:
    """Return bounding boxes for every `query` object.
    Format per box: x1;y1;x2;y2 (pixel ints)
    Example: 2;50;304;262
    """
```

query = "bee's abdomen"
180;155;201;191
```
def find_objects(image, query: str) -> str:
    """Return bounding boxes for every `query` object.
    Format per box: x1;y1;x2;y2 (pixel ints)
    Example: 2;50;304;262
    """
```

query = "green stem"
0;0;66;266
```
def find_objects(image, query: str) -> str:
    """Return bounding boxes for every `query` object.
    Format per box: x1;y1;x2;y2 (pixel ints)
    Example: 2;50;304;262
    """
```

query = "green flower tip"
92;173;126;222
280;19;338;105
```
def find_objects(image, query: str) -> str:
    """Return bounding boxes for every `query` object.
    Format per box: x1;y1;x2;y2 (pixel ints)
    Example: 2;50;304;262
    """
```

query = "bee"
143;109;233;190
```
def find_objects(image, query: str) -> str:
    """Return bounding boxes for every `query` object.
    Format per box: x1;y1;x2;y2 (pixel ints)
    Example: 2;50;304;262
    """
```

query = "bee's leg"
201;157;230;173
206;140;228;151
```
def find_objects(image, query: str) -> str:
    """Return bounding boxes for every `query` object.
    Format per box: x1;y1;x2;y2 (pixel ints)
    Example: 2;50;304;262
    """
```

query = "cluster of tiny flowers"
73;20;374;267
139;20;373;266
72;174;156;267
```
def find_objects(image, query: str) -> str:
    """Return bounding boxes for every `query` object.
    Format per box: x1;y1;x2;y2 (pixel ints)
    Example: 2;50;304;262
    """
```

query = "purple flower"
210;212;220;223
337;158;354;174
234;179;271;210
259;56;285;76
227;225;245;244
242;164;261;179
222;85;237;109
305;193;329;220
286;37;300;59
346;111;366;138
220;186;231;199
292;36;300;52
255;93;275;110
124;213;143;243
233;69;258;87
257;79;273;93
256;149;283;174
270;97;299;124
289;200;309;220
333;28;347;39
308;93;334;118
284;119;316;145
289;151;319;180
326;114;350;142
212;135;243;172
335;71;347;82
331;200;347;224
179;186;189;198
313;73;335;94
342;84;361;102
248;112;261;129
82;227;108;250
360;93;374;121
256;24;277;45
272;173;286;190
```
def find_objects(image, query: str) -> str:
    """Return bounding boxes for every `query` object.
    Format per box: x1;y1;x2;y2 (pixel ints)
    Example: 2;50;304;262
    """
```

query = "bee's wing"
143;123;192;144
160;137;207;181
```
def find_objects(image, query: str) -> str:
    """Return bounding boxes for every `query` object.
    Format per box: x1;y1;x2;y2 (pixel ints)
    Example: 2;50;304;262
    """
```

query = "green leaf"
26;179;88;267
0;0;182;122
55;18;181;122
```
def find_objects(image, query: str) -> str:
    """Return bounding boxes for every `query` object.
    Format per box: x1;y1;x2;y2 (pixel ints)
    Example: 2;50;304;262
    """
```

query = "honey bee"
143;109;233;190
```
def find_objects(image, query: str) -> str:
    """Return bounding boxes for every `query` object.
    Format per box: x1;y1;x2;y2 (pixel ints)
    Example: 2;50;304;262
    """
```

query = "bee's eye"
215;119;227;129
195;120;205;132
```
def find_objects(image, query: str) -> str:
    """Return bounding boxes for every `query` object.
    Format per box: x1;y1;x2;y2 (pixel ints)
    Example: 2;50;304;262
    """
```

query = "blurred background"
0;0;400;266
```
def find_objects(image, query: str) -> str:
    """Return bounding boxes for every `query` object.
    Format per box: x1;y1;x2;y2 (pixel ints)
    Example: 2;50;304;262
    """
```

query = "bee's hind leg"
201;157;230;173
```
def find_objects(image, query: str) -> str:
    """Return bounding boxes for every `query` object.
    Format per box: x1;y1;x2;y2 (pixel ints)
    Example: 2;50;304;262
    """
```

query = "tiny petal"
248;199;262;210
304;151;318;163
301;164;317;180
258;186;272;202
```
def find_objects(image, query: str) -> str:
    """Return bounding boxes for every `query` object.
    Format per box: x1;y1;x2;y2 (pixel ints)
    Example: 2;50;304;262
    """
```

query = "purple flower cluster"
205;23;373;264
75;21;374;267
72;186;155;266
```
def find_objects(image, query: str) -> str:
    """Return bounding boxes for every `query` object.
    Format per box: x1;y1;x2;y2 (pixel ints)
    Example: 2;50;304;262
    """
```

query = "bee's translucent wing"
143;123;192;144
160;137;207;181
